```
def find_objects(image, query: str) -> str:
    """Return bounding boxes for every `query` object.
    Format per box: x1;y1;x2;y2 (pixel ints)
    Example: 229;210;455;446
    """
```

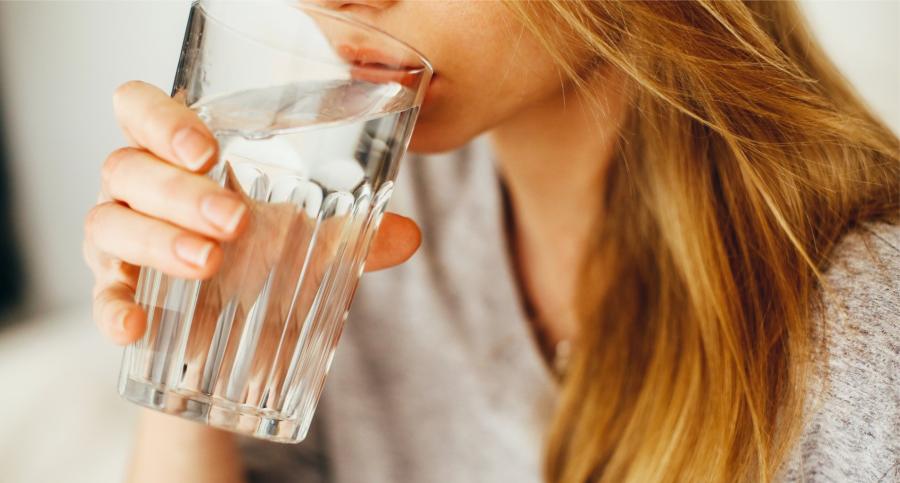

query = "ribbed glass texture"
117;0;430;443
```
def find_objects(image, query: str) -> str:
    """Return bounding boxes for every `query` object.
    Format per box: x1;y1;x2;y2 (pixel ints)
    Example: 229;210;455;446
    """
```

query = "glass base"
119;377;309;443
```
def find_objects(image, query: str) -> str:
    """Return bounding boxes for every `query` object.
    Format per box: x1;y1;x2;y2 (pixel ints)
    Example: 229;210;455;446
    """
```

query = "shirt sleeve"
780;223;900;482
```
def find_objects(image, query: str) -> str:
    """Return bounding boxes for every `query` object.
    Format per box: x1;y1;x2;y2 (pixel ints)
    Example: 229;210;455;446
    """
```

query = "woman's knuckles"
92;281;146;343
101;258;139;288
83;201;113;247
99;147;246;240
112;80;149;109
83;240;134;287
101;147;140;199
113;81;217;173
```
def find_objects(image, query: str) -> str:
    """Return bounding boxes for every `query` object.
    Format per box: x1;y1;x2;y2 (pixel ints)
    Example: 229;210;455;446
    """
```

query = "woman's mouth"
337;45;421;70
337;44;434;91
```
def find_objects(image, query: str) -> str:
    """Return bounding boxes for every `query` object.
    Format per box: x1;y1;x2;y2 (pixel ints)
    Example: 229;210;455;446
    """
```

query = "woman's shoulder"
817;222;899;366
820;223;900;342
822;221;899;299
781;222;899;482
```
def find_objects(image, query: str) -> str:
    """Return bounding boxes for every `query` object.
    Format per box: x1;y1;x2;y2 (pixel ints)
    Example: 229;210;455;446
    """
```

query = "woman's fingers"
93;281;147;345
113;80;217;172
85;202;223;280
86;208;419;344
101;147;247;240
83;237;140;289
364;213;421;272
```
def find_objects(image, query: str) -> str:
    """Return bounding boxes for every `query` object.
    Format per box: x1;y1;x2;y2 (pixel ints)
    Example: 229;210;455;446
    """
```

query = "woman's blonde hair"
504;2;899;482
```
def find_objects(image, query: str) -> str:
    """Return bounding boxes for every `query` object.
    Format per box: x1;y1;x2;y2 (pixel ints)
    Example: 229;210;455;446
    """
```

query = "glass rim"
196;0;434;78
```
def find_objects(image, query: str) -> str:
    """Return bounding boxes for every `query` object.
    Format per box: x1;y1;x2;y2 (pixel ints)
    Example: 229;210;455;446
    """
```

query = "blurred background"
0;2;896;482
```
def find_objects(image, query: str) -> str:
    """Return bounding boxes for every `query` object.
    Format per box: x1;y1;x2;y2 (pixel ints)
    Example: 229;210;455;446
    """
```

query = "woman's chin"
406;119;475;154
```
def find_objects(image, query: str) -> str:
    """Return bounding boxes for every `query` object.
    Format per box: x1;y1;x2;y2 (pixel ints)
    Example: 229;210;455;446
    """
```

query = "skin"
83;1;625;481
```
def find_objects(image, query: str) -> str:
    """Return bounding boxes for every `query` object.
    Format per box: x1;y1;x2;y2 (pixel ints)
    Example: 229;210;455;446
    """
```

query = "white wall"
800;0;899;130
0;1;190;314
0;1;897;316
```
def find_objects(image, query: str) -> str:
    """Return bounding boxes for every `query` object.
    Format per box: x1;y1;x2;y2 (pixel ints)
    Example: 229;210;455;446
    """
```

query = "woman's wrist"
127;410;246;483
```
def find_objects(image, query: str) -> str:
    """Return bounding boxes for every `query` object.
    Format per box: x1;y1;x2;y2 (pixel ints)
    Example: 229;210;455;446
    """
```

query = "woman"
83;1;899;482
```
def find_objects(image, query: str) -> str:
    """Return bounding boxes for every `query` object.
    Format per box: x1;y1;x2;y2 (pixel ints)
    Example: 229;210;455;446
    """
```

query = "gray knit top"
240;136;900;483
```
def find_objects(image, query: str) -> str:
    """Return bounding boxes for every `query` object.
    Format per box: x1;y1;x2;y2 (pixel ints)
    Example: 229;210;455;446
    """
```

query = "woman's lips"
337;44;419;70
348;64;420;88
337;44;434;92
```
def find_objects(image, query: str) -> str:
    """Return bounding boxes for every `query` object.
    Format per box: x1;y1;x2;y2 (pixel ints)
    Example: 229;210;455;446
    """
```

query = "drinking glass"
118;0;432;443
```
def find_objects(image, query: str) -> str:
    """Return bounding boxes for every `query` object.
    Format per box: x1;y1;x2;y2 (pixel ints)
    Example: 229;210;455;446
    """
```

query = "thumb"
364;213;421;272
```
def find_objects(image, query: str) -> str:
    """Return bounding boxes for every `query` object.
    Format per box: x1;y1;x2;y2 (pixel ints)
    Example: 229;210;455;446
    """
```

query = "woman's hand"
83;80;421;346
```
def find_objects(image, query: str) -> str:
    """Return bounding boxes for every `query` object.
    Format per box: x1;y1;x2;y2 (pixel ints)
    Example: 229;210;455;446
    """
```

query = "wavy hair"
504;2;900;481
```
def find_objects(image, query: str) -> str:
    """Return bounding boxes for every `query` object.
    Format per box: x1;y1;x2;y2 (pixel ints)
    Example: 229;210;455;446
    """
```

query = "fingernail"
173;236;214;267
172;127;214;170
201;193;246;233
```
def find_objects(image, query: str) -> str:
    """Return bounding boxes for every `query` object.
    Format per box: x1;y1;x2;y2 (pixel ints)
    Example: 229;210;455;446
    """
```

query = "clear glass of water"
118;0;432;443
